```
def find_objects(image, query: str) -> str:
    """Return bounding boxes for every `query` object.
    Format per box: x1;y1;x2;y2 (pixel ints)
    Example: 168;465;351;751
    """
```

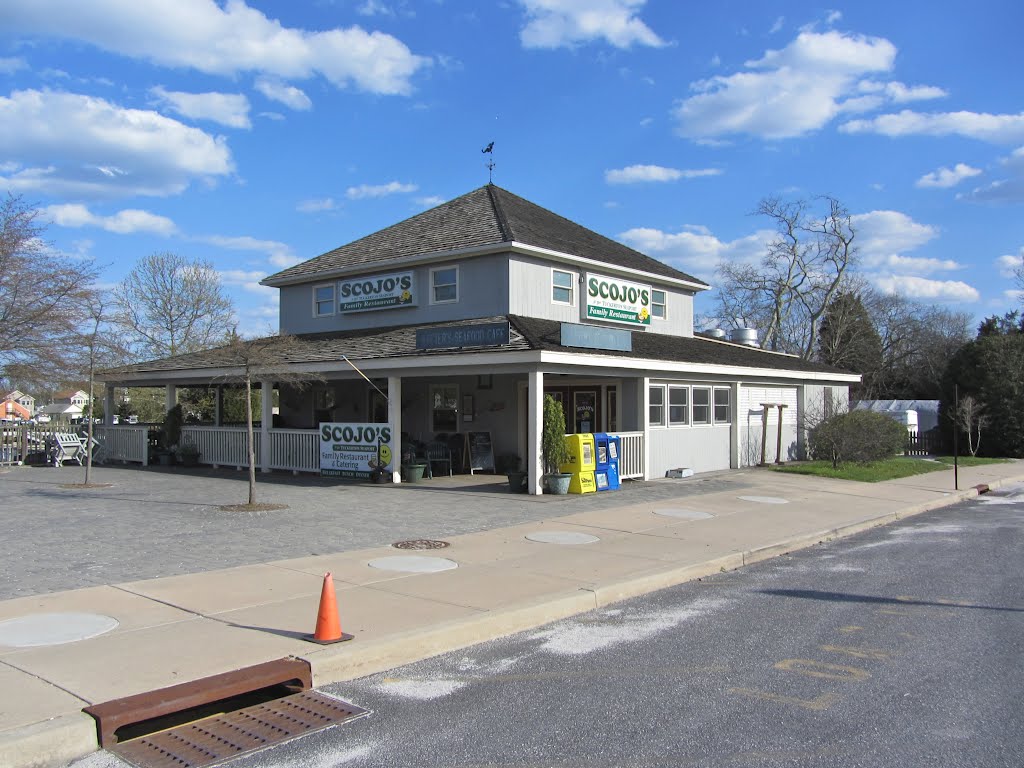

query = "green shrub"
808;410;908;467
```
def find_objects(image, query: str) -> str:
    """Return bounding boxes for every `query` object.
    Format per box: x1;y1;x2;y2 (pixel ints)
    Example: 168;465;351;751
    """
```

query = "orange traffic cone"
307;572;353;644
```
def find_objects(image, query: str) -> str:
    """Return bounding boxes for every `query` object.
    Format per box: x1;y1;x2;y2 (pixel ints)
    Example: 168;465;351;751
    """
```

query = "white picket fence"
613;431;644;480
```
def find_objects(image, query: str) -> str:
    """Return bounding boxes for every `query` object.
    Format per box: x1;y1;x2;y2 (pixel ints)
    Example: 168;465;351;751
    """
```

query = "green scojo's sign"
319;422;393;478
584;273;651;326
338;271;415;313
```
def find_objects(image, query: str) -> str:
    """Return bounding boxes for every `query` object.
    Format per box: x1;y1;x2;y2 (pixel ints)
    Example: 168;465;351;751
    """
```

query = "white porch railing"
612;431;644;480
95;426;150;465
267;429;321;473
182;426;260;468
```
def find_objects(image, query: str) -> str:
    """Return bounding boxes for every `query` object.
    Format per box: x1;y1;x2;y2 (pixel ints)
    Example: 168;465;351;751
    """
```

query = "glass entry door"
573;390;597;434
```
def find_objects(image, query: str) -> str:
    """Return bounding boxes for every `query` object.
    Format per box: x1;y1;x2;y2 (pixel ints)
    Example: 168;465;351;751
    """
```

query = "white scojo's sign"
320;422;393;478
338;271;415;312
584;273;652;326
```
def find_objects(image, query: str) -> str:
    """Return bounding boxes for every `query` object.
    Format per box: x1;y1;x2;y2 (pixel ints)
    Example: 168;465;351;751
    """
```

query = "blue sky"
2;0;1022;337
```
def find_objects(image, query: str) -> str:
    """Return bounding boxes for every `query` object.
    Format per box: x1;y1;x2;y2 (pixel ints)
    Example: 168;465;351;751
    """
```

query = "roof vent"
705;328;727;339
729;328;759;347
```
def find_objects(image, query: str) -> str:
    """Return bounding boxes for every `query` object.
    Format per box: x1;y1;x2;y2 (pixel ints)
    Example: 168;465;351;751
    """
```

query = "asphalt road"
74;482;1024;768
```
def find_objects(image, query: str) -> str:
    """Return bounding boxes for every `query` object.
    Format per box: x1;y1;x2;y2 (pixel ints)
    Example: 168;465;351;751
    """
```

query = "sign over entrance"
416;321;510;351
338;271;415;313
320;422;393;478
584;273;651;326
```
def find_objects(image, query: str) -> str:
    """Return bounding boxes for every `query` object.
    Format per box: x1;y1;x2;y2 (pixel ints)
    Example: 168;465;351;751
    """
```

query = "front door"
573;390;598;434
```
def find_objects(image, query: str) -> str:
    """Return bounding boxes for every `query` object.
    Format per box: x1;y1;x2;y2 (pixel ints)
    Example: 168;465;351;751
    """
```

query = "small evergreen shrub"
809;410;908;467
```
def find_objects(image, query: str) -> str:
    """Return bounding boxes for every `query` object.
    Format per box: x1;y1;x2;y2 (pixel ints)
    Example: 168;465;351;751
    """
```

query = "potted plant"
542;395;572;494
175;440;201;467
155;404;184;465
497;453;526;493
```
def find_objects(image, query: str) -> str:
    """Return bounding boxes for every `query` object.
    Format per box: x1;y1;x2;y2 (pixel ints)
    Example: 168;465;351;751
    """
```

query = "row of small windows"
649;385;731;427
313;266;460;317
551;269;667;319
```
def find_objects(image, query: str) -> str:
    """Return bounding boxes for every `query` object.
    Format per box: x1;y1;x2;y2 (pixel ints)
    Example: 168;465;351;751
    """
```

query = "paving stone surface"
0;464;752;599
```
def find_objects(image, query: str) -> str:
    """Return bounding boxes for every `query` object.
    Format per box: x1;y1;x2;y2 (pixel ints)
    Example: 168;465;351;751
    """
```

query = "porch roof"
99;315;856;383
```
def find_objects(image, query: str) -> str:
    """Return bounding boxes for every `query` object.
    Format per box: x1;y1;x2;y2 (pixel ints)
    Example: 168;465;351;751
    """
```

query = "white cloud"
619;225;774;280
874;275;979;302
6;0;430;96
769;16;784;34
416;195;445;207
254;77;312;111
296;197;337;213
150;86;251;128
219;268;271;293
519;0;665;50
201;234;298;267
850;210;938;264
883;81;947;103
916;162;982;189
841;109;1024;144
0;57;27;73
674;30;897;140
825;10;842;25
996;249;1024;277
345;181;417;199
604;164;721;184
0;89;233;197
43;203;178;235
962;145;1024;202
882;254;961;274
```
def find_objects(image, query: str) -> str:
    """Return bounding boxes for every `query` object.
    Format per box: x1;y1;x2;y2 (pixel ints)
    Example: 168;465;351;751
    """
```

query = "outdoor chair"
52;433;85;467
423;441;452;478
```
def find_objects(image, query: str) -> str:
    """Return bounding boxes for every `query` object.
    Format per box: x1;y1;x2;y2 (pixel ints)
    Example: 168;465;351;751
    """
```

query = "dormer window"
314;284;335;317
430;266;458;304
552;269;574;305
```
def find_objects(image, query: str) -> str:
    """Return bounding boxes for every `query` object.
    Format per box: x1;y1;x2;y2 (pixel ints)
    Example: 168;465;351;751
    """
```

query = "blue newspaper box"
605;434;621;490
593;433;615;491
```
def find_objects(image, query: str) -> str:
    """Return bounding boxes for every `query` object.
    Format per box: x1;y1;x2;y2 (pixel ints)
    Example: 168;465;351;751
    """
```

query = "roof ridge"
486;184;514;242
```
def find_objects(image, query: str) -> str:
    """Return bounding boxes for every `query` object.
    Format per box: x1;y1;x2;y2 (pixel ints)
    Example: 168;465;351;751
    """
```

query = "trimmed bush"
808;410;908;467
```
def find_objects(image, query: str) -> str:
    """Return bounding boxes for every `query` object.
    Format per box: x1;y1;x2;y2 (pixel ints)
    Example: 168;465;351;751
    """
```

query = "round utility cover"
738;495;789;505
653;508;714;520
367;555;458;573
0;612;119;648
525;531;599;545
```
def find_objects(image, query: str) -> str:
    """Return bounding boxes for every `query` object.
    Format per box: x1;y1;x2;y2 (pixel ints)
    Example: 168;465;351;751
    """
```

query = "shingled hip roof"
262;185;708;288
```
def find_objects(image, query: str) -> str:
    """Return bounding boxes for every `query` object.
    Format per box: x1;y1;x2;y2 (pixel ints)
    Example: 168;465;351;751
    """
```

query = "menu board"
464;431;495;473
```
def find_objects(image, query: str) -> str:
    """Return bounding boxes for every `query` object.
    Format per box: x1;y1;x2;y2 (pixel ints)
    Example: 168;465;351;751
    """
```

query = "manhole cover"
392;539;451;550
111;690;368;768
524;531;599;545
0;612;119;647
738;495;789;505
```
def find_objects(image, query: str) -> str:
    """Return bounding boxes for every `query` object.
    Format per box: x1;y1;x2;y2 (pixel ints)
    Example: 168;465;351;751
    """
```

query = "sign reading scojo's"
584;273;652;326
338;271;415;313
320;422;393;478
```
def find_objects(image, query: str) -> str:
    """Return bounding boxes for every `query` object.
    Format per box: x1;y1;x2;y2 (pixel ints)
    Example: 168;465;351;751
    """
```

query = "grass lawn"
933;455;1013;467
770;457;950;482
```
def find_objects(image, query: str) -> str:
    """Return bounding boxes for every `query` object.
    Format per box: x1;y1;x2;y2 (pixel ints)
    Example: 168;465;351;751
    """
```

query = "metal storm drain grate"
392;538;450;550
111;690;368;768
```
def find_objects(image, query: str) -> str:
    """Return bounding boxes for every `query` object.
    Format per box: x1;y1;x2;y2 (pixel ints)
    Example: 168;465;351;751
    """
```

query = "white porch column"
104;385;115;425
641;377;651;481
527;370;544;495
164;384;176;413
730;381;742;469
260;380;273;473
387;375;401;483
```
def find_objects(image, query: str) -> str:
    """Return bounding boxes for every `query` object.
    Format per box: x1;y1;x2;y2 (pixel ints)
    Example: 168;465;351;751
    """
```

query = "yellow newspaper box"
561;433;596;494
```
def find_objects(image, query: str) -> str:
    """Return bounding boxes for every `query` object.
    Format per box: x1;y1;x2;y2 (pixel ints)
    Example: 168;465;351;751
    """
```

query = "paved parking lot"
0;462;753;599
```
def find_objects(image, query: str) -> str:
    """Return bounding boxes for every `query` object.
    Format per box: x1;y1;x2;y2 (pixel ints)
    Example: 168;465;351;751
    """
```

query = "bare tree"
215;334;322;508
715;196;857;358
955;395;987;457
113;252;235;361
0;194;98;382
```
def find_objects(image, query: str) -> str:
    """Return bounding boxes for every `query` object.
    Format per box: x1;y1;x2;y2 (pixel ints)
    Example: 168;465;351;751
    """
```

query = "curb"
4;472;1021;768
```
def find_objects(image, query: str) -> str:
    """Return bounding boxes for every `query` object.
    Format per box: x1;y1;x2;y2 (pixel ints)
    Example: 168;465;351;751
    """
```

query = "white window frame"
551;268;575;306
668;385;689;426
692;386;711;425
713;387;731;424
430;265;459;305
651;289;667;320
649;385;666;427
313;283;336;317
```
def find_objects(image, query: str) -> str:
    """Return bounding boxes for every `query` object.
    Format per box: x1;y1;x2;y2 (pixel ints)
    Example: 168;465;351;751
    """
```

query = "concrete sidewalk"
1;460;1021;767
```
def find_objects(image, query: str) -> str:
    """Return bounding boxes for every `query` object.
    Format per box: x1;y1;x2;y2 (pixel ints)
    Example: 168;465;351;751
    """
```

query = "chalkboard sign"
464;431;495;474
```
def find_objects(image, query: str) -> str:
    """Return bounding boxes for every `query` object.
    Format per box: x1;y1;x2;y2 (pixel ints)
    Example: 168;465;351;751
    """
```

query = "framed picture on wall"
462;394;474;422
477;374;492;389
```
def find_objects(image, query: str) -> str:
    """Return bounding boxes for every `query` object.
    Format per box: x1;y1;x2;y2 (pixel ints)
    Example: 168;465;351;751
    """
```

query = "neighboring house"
99;185;858;489
853;400;940;433
37;389;91;424
1;390;33;422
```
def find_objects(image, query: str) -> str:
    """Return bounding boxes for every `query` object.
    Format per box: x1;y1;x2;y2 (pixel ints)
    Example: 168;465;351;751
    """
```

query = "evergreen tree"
818;292;883;399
